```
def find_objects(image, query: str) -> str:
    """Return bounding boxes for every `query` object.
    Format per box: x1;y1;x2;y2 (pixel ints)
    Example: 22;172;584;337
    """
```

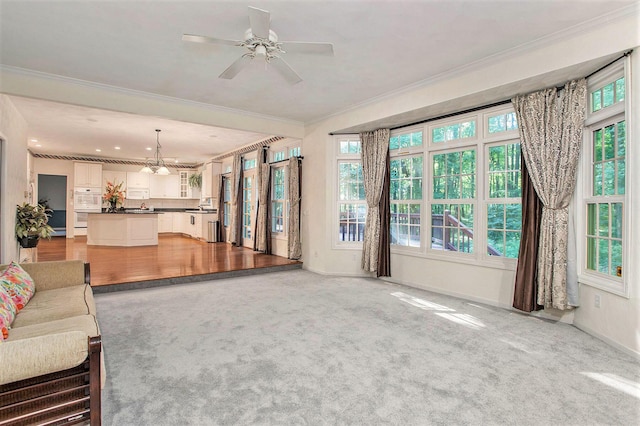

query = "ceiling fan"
182;6;333;84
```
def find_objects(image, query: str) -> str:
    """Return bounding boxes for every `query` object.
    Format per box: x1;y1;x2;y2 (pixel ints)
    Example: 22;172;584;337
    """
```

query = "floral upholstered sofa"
0;260;103;425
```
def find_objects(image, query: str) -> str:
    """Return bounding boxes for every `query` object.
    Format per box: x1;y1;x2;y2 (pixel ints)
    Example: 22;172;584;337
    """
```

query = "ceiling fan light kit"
182;6;333;84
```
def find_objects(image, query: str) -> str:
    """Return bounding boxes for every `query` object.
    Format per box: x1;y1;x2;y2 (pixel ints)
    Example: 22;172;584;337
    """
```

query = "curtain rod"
330;50;632;136
269;156;304;166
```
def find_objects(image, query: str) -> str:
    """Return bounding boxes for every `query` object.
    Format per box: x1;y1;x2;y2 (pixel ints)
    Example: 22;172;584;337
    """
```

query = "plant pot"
19;236;39;248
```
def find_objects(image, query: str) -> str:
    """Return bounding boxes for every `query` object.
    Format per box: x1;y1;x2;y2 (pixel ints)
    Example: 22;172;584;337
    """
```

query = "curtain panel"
359;129;390;273
377;149;391;277
253;148;269;252
256;162;272;253
511;79;586;310
229;154;243;245
287;157;302;260
217;175;226;243
512;155;543;312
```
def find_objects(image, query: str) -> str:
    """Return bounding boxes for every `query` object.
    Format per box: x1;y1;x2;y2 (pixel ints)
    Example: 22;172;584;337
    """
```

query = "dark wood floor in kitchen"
36;235;301;288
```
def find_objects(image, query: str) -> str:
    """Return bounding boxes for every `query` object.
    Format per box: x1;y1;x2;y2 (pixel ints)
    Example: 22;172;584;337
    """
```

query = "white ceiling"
1;0;635;163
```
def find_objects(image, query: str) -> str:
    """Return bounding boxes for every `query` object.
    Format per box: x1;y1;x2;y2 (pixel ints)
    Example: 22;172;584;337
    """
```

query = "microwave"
127;188;149;200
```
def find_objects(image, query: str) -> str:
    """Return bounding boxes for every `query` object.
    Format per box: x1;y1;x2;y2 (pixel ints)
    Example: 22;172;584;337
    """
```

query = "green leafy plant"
15;202;54;240
188;172;202;189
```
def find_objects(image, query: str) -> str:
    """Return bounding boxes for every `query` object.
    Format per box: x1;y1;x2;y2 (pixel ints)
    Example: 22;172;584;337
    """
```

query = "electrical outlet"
594;294;601;308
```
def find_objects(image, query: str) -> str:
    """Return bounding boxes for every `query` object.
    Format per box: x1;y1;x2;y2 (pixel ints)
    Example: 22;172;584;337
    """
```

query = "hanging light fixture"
141;129;170;175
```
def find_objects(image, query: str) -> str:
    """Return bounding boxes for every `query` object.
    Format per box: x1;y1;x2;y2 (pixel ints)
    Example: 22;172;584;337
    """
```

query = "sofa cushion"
6;314;100;342
11;285;96;328
0;331;89;385
0;261;35;311
0;288;17;341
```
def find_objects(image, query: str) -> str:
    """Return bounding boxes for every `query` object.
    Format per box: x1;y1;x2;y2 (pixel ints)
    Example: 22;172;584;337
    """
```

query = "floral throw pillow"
0;261;35;311
0;287;17;341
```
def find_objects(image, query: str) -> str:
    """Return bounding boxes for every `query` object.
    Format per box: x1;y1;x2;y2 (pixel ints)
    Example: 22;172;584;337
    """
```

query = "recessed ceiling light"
87;118;98;122
30;138;38;142
114;146;121;150
96;149;102;152
175;159;179;163
35;144;42;148
146;147;152;151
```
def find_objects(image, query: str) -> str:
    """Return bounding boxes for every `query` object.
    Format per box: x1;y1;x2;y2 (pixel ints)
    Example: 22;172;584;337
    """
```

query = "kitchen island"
87;212;159;246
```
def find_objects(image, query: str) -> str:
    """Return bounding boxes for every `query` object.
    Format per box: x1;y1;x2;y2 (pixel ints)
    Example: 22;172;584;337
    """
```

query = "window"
586;118;625;278
487;112;518;134
338;161;366;242
390;130;423;248
223;177;231;227
272;167;285;233
336;137;366;243
272;150;285;162
431;119;476;143
289;146;301;158
430;149;476;253
242;175;252;239
486;142;522;258
581;67;627;295
243;158;256;170
591;77;625;112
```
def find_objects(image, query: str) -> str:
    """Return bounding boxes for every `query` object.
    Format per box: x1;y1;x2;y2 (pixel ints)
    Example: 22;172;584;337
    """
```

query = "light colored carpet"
96;270;640;425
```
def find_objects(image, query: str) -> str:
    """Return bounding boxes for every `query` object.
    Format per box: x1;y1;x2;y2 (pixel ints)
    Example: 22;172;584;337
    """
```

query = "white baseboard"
573;323;640;361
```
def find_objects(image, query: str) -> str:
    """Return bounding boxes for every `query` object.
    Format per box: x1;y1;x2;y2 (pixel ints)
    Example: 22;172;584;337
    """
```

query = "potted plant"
15;202;54;248
188;172;202;189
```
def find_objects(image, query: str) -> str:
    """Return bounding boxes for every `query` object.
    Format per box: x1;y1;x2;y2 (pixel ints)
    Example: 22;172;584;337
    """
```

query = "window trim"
271;165;287;239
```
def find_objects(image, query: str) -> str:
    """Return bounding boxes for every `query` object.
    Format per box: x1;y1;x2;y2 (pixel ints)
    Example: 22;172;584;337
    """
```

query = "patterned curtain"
253;148;269;251
512;79;586;310
217;175;226;243
359;129;390;273
287;157;302;260
255;161;272;253
229;154;243;245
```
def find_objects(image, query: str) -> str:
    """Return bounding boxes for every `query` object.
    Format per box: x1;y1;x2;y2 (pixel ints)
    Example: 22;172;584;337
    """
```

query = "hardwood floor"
36;235;301;287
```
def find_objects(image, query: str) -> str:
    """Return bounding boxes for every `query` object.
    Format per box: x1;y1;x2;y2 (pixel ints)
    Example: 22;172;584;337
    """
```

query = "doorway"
38;174;67;237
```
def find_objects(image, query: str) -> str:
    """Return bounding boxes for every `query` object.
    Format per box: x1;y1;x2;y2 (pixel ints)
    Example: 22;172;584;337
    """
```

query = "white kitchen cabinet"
179;170;201;199
158;212;174;233
149;174;180;199
172;212;184;234
74;162;102;187
202;162;213;198
102;170;127;192
126;172;150;189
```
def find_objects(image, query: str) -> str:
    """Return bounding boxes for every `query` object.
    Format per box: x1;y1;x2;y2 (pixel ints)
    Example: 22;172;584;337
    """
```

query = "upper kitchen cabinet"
102;170;127;192
201;162;221;199
149;174;180;199
74;162;102;188
179;170;201;199
126;172;150;189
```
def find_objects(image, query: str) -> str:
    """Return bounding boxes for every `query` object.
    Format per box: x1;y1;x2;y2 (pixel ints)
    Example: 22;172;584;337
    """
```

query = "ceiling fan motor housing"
242;29;282;59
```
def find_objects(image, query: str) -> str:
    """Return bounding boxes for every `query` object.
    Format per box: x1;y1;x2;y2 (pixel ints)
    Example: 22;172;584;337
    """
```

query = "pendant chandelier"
140;129;170;175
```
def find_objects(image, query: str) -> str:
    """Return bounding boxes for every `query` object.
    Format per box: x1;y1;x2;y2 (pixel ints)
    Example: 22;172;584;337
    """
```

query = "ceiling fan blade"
219;55;252;80
248;6;270;39
182;34;240;46
270;58;302;85
279;42;334;56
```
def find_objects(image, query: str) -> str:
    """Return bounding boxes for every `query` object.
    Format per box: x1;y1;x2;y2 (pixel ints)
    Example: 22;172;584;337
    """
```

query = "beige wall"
301;12;640;355
0;95;29;263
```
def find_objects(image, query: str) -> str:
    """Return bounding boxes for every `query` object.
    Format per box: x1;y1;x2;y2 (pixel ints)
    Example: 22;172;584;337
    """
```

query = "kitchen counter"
87;212;158;246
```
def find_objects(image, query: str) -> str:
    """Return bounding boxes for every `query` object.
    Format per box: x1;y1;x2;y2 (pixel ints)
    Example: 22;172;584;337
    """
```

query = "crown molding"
310;2;639;127
0;65;304;128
